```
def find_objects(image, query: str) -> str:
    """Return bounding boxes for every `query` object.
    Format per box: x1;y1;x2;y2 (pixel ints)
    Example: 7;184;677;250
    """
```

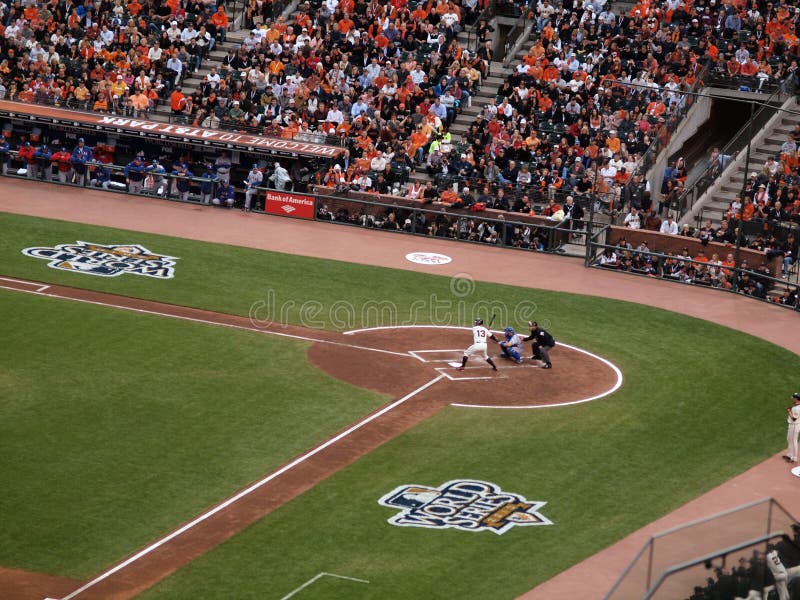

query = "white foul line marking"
56;374;444;600
0;276;42;287
407;349;462;363
280;572;369;600
436;367;506;381
344;325;624;410
0;280;410;358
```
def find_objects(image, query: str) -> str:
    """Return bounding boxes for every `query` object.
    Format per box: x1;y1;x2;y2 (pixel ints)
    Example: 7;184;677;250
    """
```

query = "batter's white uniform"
766;549;790;600
464;325;491;359
787;401;800;462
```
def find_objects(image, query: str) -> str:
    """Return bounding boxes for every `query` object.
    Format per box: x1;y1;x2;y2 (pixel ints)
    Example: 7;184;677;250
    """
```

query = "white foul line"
436;367;506;381
280;572;369;600
57;374;444;600
0;276;42;287
0;280;410;358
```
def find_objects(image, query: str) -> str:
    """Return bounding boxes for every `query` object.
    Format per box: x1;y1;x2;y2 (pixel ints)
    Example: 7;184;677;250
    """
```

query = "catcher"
498;327;525;364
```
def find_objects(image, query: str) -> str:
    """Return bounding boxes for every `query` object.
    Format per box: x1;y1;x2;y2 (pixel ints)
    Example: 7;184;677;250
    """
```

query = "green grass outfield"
1;212;799;598
0;289;387;577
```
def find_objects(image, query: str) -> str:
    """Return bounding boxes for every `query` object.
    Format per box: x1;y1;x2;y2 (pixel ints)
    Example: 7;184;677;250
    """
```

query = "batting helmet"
474;318;483;326
504;327;515;335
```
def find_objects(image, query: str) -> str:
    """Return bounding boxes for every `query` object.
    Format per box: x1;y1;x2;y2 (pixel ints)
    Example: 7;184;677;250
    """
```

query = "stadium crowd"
0;0;230;115
1;0;800;209
1;0;800;274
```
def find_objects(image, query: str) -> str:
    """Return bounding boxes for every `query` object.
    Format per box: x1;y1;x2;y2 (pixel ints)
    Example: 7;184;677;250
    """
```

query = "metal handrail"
673;70;797;222
587;240;800;312
502;0;534;68
312;190;585;252
613;58;713;222
466;0;497;54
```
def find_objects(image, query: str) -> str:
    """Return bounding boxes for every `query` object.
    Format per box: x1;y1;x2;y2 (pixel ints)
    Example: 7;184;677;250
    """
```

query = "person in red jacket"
51;147;73;183
17;141;35;178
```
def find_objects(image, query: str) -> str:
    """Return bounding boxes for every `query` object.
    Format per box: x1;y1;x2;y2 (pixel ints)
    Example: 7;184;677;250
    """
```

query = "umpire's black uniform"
522;322;555;368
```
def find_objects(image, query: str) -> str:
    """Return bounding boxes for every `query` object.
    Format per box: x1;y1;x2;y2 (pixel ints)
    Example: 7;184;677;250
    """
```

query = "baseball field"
2;208;799;599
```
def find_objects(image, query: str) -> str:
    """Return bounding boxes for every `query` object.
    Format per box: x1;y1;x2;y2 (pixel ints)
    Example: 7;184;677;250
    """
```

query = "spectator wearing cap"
147;160;168;197
199;165;217;205
70;138;93;187
214;152;232;185
624;206;642;229
214;180;236;207
17;141;35;178
171;162;194;203
226;100;246;124
244;164;263;211
124;153;147;195
660;214;679;235
32;143;52;181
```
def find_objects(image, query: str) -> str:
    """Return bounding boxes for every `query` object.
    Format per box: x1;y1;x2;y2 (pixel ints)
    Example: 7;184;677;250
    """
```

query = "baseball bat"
488;313;497;328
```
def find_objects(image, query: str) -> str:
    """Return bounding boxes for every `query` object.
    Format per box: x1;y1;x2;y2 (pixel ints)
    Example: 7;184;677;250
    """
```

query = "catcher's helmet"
474;318;483;326
504;327;515;335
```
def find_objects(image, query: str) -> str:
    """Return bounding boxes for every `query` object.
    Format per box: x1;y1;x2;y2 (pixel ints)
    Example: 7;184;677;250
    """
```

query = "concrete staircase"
146;45;235;124
690;96;799;228
449;33;531;137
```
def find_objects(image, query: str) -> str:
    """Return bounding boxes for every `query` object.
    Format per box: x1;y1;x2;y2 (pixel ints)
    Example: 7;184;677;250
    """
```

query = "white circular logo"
405;252;452;265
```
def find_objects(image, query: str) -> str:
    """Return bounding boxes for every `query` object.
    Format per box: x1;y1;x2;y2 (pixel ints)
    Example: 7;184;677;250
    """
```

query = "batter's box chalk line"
408;349;463;363
280;572;369;600
436;367;508;381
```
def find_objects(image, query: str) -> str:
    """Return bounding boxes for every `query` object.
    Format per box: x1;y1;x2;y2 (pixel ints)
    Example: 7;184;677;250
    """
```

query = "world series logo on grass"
379;480;552;534
22;242;178;279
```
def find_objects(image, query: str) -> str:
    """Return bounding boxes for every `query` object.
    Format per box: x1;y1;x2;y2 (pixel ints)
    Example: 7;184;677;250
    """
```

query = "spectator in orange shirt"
646;99;666;117
210;7;229;41
740;58;758;77
606;130;621;155
127;0;143;16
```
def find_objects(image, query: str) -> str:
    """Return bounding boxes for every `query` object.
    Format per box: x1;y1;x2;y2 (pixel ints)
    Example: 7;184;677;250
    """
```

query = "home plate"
792;466;800;477
447;361;462;368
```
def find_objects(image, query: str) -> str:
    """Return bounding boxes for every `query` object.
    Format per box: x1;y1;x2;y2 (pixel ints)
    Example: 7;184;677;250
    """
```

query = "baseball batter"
784;392;800;463
766;546;790;600
456;318;498;371
499;327;525;364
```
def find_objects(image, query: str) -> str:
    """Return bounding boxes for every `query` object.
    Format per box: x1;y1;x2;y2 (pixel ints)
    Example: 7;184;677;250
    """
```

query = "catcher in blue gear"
498;327;524;364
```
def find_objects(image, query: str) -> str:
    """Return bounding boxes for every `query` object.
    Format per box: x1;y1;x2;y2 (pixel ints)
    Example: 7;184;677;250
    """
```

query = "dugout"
0;100;344;192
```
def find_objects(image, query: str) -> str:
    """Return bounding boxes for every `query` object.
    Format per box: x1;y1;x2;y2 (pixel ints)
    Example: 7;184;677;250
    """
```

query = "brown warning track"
0;179;798;600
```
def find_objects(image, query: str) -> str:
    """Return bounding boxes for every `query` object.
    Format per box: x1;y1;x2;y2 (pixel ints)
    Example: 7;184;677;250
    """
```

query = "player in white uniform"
766;545;790;600
456;318;498;371
784;392;800;463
